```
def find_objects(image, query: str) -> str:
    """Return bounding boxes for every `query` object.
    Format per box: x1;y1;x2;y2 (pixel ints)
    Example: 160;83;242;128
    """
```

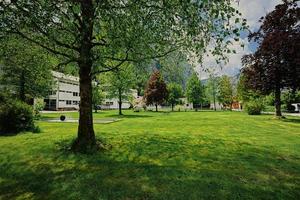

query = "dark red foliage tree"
144;70;168;112
242;0;300;117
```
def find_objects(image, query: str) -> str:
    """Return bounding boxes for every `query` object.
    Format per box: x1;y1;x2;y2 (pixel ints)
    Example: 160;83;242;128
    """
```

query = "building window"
106;102;113;105
73;92;79;96
66;100;72;105
59;100;65;102
49;91;56;95
73;101;78;105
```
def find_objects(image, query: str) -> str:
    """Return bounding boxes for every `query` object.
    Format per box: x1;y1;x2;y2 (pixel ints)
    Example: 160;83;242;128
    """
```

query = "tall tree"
92;83;105;113
167;83;183;111
217;75;234;109
0;36;53;102
206;73;219;111
0;0;245;152
132;61;153;97
144;70;168;112
106;65;135;115
242;1;300;117
160;51;193;89
186;72;204;110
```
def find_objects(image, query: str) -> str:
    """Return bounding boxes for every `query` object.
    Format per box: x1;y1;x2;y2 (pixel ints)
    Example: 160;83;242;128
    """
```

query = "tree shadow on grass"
1;135;300;199
282;118;300;124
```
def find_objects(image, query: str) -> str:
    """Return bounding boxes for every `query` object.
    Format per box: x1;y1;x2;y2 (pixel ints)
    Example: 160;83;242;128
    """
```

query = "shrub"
245;99;264;115
0;100;34;134
174;105;184;112
33;99;45;119
32;125;42;133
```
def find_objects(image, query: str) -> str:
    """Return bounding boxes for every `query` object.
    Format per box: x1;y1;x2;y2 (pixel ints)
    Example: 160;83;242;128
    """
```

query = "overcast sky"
197;0;282;79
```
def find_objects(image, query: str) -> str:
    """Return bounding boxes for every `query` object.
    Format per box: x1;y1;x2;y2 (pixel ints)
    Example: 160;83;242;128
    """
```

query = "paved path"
263;112;300;117
41;110;78;113
42;118;121;124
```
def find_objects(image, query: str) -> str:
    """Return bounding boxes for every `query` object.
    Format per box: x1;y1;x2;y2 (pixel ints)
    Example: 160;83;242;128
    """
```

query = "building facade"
44;71;138;111
100;89;138;110
44;71;80;110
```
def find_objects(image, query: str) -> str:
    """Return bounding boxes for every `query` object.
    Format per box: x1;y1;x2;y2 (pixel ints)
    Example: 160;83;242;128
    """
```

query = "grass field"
0;110;300;199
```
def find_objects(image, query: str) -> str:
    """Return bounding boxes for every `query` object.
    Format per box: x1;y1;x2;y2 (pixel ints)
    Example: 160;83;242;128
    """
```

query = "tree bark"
274;86;282;117
213;91;216;111
118;88;122;115
171;103;174;111
71;0;97;152
155;104;158;112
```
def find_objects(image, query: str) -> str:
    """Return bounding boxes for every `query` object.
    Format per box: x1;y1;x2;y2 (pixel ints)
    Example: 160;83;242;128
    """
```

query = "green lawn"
1;111;300;199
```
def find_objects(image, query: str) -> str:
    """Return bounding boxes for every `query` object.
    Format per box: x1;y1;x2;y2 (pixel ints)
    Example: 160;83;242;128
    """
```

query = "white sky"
197;0;282;79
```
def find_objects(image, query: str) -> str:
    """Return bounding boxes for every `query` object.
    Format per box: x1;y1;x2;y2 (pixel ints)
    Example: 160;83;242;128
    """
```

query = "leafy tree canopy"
217;75;234;107
167;83;183;111
144;70;168;111
241;0;300;116
186;72;204;107
0;36;53;102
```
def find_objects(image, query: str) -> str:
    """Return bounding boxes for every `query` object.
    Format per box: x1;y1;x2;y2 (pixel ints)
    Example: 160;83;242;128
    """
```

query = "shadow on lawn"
1;134;299;199
106;114;153;119
282;118;300;124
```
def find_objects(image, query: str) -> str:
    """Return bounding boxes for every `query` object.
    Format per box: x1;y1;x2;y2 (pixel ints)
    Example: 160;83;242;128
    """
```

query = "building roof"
52;71;79;82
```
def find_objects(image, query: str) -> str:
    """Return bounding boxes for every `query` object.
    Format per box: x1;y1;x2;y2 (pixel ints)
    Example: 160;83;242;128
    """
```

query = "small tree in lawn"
92;84;104;113
167;83;183;111
217;75;234;109
144;70;168;112
206;73;219;111
186;72;203;111
107;65;135;115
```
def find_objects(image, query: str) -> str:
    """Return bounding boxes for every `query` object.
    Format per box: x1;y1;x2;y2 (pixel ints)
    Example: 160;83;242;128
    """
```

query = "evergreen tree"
167;83;183;111
217;75;234;109
186;72;203;110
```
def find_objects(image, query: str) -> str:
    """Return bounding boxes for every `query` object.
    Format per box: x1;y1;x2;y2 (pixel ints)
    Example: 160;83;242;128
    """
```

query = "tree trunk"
275;86;282;117
71;0;97;152
171;103;174;111
118;89;122;115
213;93;216;111
155;104;158;112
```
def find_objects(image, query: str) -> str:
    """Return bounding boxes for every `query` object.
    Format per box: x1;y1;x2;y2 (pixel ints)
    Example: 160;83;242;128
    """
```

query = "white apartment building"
100;89;138;110
44;71;137;110
44;71;80;110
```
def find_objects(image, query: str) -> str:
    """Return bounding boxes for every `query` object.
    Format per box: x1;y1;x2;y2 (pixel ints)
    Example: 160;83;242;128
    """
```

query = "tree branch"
11;30;76;60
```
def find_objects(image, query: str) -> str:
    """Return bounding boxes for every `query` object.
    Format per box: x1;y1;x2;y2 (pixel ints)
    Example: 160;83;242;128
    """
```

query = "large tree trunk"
118;88;122;115
274;86;282;117
71;0;97;152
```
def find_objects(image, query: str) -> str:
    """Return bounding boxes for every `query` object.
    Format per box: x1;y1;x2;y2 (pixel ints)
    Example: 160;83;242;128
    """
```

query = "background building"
44;71;80;110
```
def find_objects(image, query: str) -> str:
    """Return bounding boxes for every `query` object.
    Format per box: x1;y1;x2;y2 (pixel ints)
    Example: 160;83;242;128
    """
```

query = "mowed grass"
0;111;300;200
